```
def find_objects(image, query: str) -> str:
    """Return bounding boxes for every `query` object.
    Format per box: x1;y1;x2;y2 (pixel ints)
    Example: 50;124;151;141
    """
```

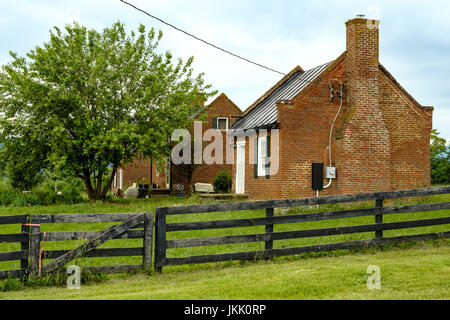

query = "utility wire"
119;0;286;76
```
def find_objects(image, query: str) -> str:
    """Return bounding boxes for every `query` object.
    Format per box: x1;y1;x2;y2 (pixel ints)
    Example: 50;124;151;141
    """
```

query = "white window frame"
216;117;229;132
257;136;268;177
236;140;246;194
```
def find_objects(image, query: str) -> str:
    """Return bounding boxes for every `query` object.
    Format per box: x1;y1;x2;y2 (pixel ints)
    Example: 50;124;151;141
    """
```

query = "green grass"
0;241;448;299
0;192;449;299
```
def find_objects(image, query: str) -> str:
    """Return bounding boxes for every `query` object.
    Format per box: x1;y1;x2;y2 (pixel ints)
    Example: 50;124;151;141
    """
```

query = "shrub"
5;160;43;191
0;172;84;207
213;169;232;193
32;176;84;205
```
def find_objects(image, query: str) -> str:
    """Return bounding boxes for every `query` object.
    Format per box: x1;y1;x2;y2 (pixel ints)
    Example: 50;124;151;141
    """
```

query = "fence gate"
0;212;153;279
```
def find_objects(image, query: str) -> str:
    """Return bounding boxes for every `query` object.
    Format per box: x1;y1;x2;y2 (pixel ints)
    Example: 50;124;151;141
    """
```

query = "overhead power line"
119;0;286;76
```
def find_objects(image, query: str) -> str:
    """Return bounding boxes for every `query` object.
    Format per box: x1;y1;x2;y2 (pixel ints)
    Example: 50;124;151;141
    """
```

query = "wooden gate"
0;212;153;279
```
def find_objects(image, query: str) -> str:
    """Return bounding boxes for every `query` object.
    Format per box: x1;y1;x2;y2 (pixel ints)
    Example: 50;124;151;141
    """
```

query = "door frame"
236;141;246;194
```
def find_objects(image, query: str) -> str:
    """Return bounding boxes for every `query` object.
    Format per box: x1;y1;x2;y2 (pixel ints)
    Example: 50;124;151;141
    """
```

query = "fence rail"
154;186;450;272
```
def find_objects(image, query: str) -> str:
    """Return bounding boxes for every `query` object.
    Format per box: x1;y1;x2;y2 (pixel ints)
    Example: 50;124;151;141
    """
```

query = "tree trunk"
99;166;117;200
83;170;96;200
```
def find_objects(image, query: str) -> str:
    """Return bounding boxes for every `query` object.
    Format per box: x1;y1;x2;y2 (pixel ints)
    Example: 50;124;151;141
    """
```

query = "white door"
236;142;245;194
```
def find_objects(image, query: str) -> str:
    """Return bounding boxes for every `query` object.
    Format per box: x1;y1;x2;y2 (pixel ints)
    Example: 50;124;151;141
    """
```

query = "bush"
213;169;232;193
0;173;84;207
32;176;84;205
5;160;43;191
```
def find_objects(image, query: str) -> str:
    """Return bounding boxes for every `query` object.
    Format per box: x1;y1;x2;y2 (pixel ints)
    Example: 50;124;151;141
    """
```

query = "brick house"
112;93;242;195
229;17;433;200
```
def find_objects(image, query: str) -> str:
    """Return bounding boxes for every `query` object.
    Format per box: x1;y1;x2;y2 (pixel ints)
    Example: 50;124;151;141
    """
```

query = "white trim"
236;141;246;194
216;117;229;131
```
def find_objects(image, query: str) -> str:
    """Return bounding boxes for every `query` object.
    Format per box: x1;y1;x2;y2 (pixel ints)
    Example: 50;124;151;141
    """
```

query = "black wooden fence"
0;212;153;279
154;186;450;272
1;186;449;279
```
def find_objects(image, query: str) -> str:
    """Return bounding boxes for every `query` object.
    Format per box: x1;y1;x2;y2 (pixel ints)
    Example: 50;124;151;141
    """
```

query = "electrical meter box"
326;167;336;179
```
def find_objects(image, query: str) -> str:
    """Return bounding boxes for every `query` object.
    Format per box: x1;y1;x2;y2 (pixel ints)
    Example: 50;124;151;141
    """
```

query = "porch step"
199;193;248;200
151;189;170;196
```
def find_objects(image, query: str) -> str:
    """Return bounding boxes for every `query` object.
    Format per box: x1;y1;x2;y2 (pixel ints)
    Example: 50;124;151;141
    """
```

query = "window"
216;117;229;131
258;137;268;177
254;136;270;178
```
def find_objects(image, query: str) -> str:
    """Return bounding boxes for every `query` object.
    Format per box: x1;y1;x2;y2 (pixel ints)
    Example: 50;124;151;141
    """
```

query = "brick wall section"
234;18;432;200
113;157;167;192
378;69;433;189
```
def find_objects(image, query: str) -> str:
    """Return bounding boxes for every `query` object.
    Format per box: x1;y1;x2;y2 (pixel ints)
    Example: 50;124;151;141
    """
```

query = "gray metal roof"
231;62;330;131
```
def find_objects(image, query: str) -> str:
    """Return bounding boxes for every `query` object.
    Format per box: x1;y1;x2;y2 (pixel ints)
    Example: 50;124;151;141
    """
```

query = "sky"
0;0;449;141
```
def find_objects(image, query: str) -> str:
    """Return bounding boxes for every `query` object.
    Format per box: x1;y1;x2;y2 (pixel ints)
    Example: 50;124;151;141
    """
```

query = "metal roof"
231;62;330;132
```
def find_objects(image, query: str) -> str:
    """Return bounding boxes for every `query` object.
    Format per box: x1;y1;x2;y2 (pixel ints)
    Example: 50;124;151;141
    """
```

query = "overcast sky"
1;0;449;141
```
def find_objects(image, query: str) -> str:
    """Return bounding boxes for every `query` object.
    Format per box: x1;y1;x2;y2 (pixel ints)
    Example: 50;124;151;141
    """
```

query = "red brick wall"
378;70;432;189
113;157;167;193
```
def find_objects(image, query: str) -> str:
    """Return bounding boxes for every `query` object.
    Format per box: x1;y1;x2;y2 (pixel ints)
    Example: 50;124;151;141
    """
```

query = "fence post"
154;207;167;273
22;221;41;276
375;199;383;239
265;208;274;250
143;212;154;273
20;222;30;271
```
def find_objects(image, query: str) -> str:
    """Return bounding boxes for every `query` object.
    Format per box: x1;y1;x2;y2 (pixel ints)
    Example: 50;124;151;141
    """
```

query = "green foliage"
213;169;232;193
0;21;216;200
5;162;42;191
430;129;450;184
0;171;83;206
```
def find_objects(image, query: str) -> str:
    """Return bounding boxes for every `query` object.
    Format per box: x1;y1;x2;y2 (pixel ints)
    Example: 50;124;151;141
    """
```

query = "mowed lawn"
0;192;449;299
0;241;449;300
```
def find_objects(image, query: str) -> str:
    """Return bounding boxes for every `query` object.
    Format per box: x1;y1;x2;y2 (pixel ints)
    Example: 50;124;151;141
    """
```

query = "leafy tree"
0;21;215;200
430;129;450;184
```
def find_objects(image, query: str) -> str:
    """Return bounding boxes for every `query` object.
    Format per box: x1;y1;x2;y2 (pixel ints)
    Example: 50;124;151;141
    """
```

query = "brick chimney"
338;16;392;192
346;17;380;110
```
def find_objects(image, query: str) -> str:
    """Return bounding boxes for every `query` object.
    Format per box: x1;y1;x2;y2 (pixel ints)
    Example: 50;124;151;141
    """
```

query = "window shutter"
212;118;217;129
265;136;270;179
254;137;258;179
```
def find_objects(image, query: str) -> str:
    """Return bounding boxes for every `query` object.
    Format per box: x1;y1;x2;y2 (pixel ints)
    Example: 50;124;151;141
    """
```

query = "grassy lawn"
0;241;448;300
0;192;449;299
